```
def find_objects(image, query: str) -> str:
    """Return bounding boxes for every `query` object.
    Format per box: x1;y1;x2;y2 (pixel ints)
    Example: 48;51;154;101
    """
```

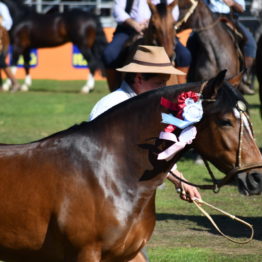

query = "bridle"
170;100;262;193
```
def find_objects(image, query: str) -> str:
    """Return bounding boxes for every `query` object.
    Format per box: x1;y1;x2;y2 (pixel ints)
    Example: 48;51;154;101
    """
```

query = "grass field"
0;79;261;261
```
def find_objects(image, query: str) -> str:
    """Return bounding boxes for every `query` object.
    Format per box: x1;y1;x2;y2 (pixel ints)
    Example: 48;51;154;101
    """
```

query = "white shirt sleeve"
0;3;13;31
113;0;131;23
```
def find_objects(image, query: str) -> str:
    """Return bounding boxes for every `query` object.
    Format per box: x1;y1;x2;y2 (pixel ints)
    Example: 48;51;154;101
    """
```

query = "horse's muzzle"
237;171;262;195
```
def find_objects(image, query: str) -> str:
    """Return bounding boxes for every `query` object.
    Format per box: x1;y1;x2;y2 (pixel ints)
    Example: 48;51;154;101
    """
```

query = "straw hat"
116;45;185;75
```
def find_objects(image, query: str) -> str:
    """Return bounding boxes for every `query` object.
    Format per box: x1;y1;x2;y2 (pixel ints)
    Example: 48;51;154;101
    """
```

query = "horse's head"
146;0;177;59
192;71;262;195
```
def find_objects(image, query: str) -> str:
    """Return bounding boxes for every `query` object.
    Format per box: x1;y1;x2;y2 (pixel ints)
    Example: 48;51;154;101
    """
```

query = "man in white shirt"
0;1;12;31
89;45;202;203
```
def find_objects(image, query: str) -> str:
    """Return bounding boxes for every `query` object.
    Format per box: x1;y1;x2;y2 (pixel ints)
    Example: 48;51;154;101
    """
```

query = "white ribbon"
158;126;197;161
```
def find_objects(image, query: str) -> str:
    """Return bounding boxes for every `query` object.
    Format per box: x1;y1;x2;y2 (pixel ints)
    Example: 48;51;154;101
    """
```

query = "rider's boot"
239;56;255;95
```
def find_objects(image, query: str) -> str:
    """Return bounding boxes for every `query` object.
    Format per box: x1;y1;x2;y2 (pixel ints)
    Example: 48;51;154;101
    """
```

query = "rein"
175;0;221;32
175;0;198;30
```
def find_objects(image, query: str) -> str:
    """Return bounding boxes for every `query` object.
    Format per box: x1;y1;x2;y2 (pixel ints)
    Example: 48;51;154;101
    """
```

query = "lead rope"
192;198;254;244
177;176;254;244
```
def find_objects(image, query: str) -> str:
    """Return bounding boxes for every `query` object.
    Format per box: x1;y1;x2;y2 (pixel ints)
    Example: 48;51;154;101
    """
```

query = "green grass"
0;79;261;261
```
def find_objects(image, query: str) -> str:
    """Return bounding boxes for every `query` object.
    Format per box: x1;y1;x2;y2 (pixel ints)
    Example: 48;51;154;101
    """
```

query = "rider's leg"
103;27;133;92
174;38;191;84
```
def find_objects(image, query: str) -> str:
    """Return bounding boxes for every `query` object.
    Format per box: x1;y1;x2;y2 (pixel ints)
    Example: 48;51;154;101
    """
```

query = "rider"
205;0;257;95
0;1;20;92
103;0;192;90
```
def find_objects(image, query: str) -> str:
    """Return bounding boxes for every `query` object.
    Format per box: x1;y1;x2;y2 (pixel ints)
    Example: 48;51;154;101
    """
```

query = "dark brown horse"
107;0;178;92
0;71;261;261
177;0;243;82
2;0;107;93
256;34;262;117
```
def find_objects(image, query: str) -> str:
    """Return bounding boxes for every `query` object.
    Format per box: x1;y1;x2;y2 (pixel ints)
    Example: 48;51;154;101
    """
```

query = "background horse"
0;24;10;89
251;0;262;117
2;0;107;93
0;71;261;261
177;0;243;83
256;34;262;117
106;0;178;92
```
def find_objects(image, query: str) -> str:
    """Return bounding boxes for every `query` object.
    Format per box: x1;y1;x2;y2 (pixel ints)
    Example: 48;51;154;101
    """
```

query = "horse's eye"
217;119;232;127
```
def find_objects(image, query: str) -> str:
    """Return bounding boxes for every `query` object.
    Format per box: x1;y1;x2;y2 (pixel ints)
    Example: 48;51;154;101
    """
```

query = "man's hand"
125;19;148;35
167;169;202;203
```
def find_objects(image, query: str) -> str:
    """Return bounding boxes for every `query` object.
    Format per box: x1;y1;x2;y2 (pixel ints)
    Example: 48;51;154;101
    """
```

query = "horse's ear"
147;0;157;13
226;70;244;87
202;70;227;99
168;0;179;9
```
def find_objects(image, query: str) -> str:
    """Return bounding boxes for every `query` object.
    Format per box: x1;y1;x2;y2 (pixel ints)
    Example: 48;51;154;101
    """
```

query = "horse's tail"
91;15;108;76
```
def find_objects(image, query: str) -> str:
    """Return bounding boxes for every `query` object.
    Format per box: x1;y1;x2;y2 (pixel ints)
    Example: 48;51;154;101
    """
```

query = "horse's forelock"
156;3;168;17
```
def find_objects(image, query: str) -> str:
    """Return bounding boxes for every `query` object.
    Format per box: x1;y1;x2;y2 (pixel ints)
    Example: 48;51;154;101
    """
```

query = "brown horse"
107;0;178;92
255;34;262;117
177;0;243;82
0;71;261;262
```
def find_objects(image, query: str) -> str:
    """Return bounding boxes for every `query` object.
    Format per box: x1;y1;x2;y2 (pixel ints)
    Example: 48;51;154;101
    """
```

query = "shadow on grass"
156;213;262;241
249;104;261;109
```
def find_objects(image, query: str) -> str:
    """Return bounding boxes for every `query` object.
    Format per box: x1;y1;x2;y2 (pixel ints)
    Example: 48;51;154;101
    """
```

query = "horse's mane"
155;3;169;16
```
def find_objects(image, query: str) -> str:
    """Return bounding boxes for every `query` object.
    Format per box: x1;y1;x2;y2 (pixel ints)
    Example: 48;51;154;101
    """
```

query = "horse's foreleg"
81;71;95;94
77;46;97;93
20;49;32;92
2;66;18;91
3;47;20;91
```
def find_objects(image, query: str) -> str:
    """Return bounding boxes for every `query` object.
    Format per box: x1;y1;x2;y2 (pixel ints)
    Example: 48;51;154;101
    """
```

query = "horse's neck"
92;92;175;190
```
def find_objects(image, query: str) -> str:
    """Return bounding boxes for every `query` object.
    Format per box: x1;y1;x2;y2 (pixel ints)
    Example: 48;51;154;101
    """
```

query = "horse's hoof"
20;85;29;92
81;86;91;94
2;83;11;91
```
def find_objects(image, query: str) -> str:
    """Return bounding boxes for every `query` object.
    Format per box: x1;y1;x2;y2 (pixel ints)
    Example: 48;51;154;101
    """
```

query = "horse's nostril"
237;172;262;195
251;173;262;184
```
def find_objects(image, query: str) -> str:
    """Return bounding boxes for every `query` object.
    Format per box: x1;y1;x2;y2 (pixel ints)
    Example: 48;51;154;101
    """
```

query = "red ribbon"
160;97;177;111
